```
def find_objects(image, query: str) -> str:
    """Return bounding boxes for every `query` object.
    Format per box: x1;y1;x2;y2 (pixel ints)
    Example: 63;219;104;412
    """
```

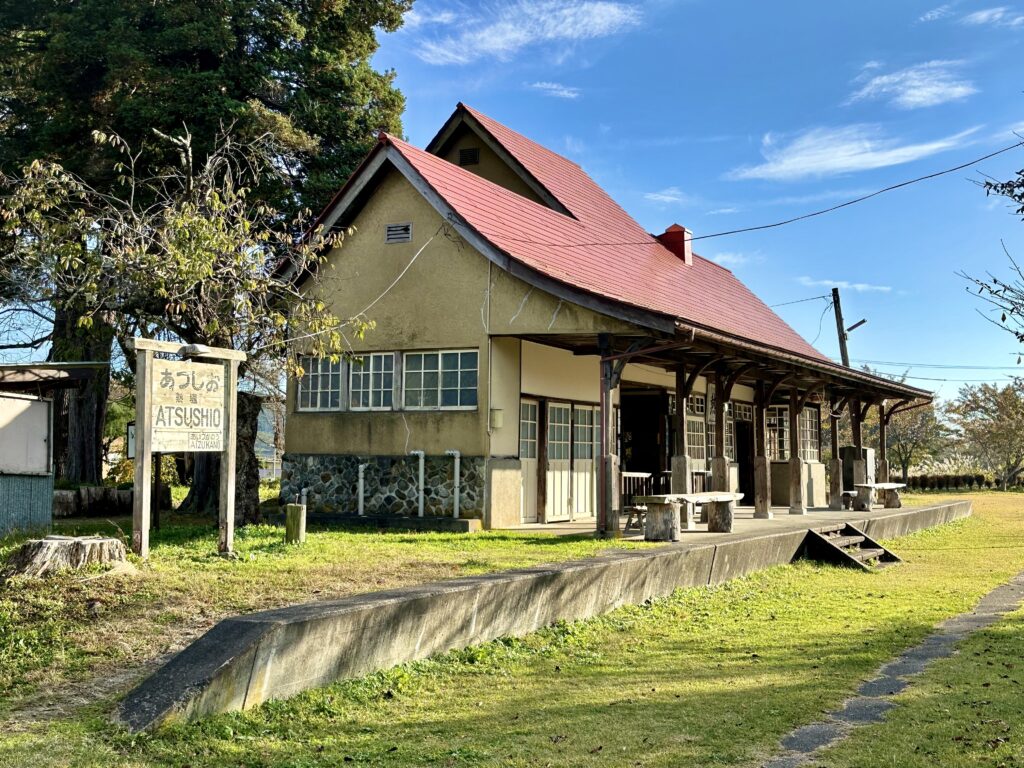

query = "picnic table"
635;492;745;540
852;482;906;511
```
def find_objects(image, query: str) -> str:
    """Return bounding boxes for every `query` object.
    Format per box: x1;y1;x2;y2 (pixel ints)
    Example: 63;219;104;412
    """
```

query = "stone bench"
853;482;906;511
635;492;745;539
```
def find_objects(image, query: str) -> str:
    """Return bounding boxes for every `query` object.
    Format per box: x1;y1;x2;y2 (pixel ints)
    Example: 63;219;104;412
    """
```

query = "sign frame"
130;338;246;558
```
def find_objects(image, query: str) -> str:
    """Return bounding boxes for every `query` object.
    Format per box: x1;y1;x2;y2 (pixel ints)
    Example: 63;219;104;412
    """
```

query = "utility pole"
832;287;850;367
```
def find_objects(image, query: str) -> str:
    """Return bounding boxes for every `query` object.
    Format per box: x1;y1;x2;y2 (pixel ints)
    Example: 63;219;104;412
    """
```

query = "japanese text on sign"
150;360;225;452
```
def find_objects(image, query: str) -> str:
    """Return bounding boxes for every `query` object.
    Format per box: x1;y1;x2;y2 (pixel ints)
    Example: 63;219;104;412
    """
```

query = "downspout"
357;463;367;516
445;450;461;519
409;450;425;517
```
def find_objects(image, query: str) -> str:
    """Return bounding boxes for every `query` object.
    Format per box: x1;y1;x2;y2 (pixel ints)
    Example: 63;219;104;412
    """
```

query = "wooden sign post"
130;339;246;558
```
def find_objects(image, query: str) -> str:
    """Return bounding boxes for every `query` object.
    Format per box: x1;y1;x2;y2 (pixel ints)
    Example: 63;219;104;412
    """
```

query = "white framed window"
520;400;538;459
296;355;342;411
686;417;706;461
350;353;394;411
404;349;478;410
547;404;571;461
687;394;706;415
573;406;596;460
734;402;753;422
767;406;789;461
799;408;821;462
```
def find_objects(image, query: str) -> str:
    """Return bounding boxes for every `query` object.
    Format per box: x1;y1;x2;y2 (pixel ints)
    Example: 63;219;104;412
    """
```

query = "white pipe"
409;450;425;517
357;463;367;516
300;488;308;507
445;450;461;519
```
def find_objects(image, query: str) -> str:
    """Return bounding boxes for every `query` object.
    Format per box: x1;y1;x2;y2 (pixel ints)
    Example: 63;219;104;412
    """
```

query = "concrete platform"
117;500;971;732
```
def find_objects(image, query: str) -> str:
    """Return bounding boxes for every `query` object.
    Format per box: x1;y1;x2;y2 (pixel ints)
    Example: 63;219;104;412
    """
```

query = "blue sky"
373;0;1024;400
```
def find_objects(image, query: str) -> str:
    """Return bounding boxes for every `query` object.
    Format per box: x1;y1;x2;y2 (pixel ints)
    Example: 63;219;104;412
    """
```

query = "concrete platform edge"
117;501;972;731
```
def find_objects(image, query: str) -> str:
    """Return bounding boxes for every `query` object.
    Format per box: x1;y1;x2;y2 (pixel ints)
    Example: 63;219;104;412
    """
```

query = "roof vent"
656;224;692;266
385;222;412;244
458;147;480;166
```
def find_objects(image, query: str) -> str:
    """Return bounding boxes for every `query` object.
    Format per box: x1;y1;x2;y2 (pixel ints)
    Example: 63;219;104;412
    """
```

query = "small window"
350;353;394;411
799;408;821;462
458;147;480;166
296;355;342;411
687;394;706;415
385;223;412;244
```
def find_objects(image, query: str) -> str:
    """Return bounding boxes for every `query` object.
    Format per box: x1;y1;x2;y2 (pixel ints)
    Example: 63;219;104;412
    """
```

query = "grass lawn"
1;493;1022;767
0;514;653;715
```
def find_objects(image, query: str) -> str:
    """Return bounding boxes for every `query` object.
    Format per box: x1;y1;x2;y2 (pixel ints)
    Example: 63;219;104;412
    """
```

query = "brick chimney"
656;224;692;266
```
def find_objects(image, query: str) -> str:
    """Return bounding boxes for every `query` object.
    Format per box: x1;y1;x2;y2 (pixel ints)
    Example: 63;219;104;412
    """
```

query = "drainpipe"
409;450;425;517
357;463;367;516
445;450;461;519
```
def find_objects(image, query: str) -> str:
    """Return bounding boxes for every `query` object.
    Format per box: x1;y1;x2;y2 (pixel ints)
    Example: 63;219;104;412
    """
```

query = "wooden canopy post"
753;381;772;519
828;400;843;511
877;402;889;483
672;366;692;494
849;399;868;492
788;389;807;515
597;334;621;539
711;370;729;493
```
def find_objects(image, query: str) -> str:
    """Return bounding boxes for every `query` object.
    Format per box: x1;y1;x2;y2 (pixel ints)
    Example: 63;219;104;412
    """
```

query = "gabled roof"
304;104;929;400
416;104;830;362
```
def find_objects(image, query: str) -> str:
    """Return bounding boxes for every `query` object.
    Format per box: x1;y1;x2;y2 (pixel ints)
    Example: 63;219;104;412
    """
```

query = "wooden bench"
635;492;745;539
621;472;653;532
853;482;907;511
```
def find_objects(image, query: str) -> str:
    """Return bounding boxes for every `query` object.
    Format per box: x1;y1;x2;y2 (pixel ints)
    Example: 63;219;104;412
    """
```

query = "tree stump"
3;535;127;578
707;500;735;533
644;501;681;542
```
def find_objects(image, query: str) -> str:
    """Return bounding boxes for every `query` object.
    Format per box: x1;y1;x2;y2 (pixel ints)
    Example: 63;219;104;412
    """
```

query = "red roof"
379;105;830;363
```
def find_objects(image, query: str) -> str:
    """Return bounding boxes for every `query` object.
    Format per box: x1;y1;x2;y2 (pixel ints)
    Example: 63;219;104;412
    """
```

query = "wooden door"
545;402;572;522
519;399;539;523
572;405;598;520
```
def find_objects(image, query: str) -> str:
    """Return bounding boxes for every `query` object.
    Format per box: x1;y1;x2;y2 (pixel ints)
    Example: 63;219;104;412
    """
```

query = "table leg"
855;486;873;512
681;501;696;531
708;500;735;533
884;489;902;509
644;502;680;542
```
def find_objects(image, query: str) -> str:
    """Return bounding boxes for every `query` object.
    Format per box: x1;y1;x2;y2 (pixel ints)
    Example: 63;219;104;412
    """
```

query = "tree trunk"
49;307;114;485
901;462;910;483
180;391;263;524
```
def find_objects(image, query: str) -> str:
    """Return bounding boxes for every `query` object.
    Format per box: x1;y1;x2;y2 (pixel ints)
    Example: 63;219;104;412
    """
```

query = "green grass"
0;514;652;710
2;493;1023;767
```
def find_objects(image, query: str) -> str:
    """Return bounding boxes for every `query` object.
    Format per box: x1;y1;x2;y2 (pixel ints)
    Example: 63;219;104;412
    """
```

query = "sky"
372;0;1024;400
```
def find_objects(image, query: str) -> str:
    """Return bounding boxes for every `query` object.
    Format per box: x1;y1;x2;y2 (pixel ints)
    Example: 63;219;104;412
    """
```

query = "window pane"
461;389;477;407
442;389;459;407
407;354;422;372
460;351;477;368
442;370;459;388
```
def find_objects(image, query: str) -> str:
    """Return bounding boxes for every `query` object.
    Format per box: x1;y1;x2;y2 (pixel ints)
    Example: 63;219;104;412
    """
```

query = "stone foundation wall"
280;454;486;519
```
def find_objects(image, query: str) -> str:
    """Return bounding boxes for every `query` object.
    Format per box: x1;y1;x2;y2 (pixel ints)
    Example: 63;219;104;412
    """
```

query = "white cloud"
529;81;581;99
643;186;698;205
403;8;458;29
710;252;749;267
727;124;980;181
846;60;977;109
707;207;740;215
961;6;1024;26
414;0;642;65
919;4;954;21
798;276;892;293
563;134;586;155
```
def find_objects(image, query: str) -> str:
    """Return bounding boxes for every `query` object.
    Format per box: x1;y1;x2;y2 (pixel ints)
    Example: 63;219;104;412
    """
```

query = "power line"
851;357;1024;371
488;139;1024;249
769;294;830;308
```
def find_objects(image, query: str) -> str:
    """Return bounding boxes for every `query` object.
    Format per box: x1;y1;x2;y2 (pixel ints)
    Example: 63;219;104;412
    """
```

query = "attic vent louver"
458;147;480;166
385;223;412;244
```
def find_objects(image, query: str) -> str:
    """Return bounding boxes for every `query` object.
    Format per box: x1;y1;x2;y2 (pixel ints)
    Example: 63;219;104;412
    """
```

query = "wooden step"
850;547;885;562
830;534;866;548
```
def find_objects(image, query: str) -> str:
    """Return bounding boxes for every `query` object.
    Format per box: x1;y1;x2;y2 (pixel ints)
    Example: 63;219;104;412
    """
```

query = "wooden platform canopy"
511;321;931;538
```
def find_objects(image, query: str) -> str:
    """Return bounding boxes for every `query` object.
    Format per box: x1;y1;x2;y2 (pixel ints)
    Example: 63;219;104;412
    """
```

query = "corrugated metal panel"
0;473;53;536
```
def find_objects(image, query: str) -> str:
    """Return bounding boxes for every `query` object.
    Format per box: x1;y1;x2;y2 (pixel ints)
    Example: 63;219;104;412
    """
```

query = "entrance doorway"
619;386;671;491
735;420;755;504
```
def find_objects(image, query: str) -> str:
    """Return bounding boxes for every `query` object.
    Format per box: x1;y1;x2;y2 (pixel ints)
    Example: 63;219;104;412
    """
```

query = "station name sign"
150;359;225;452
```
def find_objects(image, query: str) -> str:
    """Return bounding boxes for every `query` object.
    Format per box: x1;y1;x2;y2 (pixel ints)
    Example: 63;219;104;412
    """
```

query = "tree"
885;403;948;482
0;0;409;482
948;380;1024;489
0;129;363;520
